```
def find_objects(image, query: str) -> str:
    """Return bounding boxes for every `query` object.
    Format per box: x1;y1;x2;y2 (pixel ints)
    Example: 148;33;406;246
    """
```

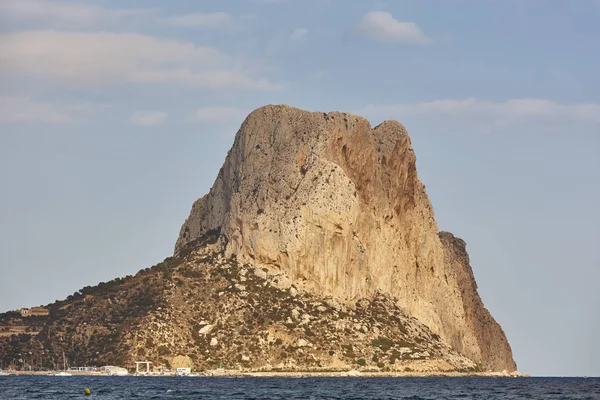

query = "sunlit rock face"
175;105;516;372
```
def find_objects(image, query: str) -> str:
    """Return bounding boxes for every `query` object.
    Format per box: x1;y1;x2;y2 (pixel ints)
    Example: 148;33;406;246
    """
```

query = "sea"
0;376;598;399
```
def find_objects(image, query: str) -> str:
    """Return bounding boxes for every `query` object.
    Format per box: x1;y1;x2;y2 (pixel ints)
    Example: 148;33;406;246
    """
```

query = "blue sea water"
0;376;598;399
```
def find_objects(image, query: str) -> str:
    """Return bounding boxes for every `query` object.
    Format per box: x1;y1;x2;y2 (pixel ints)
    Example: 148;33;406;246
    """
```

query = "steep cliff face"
438;232;516;372
176;105;516;372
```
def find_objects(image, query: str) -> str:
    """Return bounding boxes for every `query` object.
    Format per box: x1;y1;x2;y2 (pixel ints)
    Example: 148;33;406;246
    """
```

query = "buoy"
84;388;91;396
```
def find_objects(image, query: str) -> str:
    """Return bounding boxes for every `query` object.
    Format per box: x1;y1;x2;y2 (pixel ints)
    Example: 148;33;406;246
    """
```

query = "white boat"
0;369;10;376
101;366;128;376
54;351;72;375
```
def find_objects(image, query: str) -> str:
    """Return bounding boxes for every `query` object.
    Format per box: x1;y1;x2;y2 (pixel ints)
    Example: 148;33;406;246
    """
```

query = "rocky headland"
0;105;517;375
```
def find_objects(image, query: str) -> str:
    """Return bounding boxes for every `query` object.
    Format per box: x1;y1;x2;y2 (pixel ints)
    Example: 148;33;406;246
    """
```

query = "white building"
175;367;191;376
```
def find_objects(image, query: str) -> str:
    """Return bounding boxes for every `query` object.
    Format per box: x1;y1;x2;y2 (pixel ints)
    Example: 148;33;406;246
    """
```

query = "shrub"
342;344;355;358
372;336;394;351
396;339;413;348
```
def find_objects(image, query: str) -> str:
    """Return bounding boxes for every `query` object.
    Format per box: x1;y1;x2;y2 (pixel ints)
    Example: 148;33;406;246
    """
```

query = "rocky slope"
176;105;516;372
0;235;480;373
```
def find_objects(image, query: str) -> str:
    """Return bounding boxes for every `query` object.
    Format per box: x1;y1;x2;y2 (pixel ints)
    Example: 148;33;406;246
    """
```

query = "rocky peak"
175;104;516;372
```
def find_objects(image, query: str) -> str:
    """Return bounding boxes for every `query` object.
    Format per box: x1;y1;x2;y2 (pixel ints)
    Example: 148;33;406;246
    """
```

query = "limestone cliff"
176;105;516;372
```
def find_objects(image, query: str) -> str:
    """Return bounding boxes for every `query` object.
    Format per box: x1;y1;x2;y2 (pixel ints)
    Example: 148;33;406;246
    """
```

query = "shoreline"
2;370;529;378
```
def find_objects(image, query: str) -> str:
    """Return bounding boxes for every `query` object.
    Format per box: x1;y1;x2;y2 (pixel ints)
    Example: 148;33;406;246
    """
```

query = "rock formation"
0;105;516;374
0;236;488;374
176;105;516;372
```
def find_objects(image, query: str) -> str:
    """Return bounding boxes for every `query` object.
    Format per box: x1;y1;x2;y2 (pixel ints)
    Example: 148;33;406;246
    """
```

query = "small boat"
0;369;10;376
54;351;72;375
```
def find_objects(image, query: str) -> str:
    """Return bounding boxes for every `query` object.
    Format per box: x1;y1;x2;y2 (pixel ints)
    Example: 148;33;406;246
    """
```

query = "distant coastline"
4;370;529;378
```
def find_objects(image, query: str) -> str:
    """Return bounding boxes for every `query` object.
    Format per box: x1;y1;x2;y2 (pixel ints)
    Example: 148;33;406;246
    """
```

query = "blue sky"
0;0;598;377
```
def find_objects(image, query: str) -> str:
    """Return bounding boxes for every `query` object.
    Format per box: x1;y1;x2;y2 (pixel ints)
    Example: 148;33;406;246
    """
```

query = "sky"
0;0;598;377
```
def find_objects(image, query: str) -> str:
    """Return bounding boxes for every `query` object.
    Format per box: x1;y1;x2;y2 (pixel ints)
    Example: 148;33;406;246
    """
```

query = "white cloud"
129;111;167;126
0;0;148;27
0;30;280;91
290;28;308;40
1;1;243;31
164;12;235;29
355;11;431;45
189;107;248;124
0;96;71;124
358;98;600;129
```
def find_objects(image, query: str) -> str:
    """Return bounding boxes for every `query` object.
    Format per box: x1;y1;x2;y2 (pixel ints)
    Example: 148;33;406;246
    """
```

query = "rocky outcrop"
438;231;516;372
0;238;483;373
176;104;516;372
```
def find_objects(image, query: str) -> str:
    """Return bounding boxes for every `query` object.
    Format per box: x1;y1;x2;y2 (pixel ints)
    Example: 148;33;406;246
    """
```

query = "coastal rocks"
0;239;499;374
0;105;519;375
174;104;516;372
291;309;300;320
170;355;193;369
254;269;268;280
198;324;214;335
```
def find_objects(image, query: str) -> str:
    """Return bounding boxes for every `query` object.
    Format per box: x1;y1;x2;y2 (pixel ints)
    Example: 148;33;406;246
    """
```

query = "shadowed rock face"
175;104;516;372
